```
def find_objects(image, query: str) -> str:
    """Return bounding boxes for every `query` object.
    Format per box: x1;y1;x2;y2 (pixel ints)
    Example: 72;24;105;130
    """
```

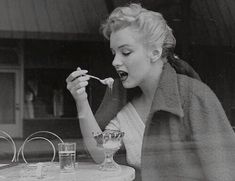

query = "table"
0;162;135;181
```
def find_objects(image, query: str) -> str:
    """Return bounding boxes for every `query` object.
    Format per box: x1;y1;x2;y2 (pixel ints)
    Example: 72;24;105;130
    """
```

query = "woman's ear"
150;47;162;62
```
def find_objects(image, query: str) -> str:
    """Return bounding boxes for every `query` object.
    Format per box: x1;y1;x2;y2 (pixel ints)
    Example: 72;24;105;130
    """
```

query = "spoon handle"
87;75;101;81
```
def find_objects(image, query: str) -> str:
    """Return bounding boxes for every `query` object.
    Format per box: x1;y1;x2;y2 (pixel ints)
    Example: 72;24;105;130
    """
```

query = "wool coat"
142;63;235;181
95;63;235;181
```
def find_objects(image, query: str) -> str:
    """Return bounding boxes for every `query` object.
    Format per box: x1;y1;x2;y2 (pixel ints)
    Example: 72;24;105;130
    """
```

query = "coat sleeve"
187;81;235;181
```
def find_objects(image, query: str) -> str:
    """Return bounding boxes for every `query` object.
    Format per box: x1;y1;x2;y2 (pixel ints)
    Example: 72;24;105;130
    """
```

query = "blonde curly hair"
100;3;176;58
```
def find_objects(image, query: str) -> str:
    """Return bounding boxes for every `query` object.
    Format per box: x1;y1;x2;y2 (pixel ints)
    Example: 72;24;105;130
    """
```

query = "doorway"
0;69;22;137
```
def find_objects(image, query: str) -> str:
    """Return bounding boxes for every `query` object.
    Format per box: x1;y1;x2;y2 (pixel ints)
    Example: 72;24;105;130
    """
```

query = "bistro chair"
17;131;63;163
0;130;17;163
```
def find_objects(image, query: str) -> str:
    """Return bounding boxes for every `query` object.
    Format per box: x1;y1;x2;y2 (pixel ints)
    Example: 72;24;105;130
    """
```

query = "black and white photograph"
0;0;235;180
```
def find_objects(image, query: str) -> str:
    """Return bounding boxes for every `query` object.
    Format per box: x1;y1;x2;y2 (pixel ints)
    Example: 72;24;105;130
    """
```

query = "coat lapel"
149;63;184;119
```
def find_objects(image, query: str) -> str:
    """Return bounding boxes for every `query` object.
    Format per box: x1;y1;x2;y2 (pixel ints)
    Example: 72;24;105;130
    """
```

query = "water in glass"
58;143;76;173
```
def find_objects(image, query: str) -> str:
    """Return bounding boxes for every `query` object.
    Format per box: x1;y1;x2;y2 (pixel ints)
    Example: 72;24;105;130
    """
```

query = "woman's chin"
121;80;136;89
121;80;128;88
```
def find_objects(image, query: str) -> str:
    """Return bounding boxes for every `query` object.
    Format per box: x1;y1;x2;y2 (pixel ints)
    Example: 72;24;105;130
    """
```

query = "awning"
0;0;109;41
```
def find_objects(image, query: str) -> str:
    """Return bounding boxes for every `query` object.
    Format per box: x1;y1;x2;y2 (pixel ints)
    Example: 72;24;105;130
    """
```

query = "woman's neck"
139;61;163;102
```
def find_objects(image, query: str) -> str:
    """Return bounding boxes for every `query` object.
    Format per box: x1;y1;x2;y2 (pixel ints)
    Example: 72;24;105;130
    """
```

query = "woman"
66;3;235;181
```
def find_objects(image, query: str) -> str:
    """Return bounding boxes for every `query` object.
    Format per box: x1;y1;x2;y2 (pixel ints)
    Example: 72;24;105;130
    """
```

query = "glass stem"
105;151;113;163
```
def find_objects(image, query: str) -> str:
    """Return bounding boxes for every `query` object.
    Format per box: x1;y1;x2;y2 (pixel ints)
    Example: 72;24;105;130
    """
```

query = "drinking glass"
58;142;76;173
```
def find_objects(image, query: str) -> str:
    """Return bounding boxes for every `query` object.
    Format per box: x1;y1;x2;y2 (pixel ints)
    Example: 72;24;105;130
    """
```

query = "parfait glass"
93;130;124;171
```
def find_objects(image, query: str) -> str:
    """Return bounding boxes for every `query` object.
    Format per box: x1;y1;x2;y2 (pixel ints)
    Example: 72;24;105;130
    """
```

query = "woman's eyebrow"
118;44;129;49
110;44;132;52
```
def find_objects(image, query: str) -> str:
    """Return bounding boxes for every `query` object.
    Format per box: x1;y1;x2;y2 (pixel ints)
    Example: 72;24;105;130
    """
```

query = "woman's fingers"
67;80;88;91
66;77;89;92
66;69;88;83
66;75;89;90
66;68;90;102
73;74;90;83
74;87;86;95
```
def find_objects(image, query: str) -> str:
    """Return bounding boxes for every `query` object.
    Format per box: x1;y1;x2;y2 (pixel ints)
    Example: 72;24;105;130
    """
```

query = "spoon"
87;75;114;89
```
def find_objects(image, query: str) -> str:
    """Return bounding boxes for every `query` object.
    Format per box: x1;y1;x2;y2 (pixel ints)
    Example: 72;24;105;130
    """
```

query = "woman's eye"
122;51;131;56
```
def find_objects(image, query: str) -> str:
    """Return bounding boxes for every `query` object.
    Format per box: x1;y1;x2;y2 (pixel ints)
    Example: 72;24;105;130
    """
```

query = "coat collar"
150;63;184;118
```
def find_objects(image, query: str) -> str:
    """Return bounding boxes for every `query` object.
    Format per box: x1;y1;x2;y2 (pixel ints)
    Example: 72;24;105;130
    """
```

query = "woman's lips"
117;71;128;81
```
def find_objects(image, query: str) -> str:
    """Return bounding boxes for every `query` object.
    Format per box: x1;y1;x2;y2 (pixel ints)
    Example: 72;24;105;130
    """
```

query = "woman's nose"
112;55;122;67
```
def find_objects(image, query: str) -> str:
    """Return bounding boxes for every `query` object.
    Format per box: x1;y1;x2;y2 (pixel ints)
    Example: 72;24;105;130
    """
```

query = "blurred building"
0;0;234;138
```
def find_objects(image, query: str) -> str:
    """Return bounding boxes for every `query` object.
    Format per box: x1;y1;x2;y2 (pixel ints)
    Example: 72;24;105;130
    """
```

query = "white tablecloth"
0;162;135;181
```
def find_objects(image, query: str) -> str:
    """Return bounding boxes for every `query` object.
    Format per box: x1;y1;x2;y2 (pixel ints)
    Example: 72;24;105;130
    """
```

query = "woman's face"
110;27;153;88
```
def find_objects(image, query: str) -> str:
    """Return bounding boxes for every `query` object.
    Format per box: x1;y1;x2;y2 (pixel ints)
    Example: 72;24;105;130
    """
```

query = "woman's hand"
66;67;90;105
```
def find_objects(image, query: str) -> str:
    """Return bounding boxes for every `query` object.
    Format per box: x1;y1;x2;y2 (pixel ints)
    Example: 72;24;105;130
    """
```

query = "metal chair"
0;130;17;163
17;131;63;163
